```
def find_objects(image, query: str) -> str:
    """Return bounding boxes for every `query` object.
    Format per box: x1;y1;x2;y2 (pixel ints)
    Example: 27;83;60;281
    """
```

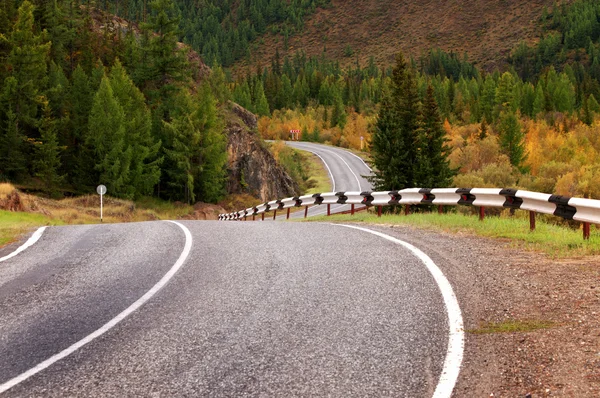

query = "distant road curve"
282;141;373;218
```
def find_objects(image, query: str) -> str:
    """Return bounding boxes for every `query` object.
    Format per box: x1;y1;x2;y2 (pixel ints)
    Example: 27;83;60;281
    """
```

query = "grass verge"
0;210;63;247
468;319;556;334
0;183;201;248
303;209;600;257
304;151;333;194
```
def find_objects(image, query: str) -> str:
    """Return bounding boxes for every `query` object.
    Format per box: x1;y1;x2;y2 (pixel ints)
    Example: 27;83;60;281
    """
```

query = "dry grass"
0;186;211;248
236;0;556;72
0;183;15;198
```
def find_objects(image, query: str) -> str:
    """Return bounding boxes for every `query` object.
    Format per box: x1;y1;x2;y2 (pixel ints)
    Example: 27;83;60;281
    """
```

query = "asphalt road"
282;141;373;219
0;221;451;397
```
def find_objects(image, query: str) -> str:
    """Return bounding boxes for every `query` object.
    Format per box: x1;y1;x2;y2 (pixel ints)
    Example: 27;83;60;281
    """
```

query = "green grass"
468;319;556;334
304;152;333;194
303;209;600;257
0;210;63;247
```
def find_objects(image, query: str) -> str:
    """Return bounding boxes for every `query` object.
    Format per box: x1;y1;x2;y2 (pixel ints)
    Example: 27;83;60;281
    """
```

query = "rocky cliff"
226;103;299;201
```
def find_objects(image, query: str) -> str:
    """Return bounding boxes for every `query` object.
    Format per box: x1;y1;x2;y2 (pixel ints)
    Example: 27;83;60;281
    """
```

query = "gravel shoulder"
360;223;600;397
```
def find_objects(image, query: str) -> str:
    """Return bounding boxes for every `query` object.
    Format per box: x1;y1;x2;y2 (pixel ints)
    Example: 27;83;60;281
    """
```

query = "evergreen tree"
369;53;420;190
5;1;50;133
35;99;64;196
0;105;26;181
69;64;95;188
109;59;161;197
582;95;593;126
532;83;545;117
479;117;489;140
253;79;270;116
88;76;132;197
330;89;347;129
195;82;227;203
233;80;252;110
417;85;455;187
498;110;527;170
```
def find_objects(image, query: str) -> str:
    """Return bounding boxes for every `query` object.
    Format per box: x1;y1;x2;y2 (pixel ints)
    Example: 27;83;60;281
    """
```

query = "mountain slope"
239;0;559;71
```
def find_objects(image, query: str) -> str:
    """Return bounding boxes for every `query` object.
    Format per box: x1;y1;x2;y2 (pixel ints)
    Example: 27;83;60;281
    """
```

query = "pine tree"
498;110;527;170
582;95;593;126
109;59;161;198
69;64;96;188
5;1;50;132
479;117;489;140
195;82;227;203
88;76;132;197
369;53;421;190
417;85;455;188
532;83;545;118
35;99;64;196
253;79;270;116
0;105;27;181
330;89;347;129
233;81;252;110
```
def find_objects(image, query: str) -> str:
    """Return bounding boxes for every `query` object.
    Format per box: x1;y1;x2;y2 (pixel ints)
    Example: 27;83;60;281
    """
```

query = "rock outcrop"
226;103;299;201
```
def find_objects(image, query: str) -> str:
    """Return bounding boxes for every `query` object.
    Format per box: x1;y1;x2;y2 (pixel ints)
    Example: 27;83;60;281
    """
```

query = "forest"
0;0;229;203
3;0;600;204
228;0;600;199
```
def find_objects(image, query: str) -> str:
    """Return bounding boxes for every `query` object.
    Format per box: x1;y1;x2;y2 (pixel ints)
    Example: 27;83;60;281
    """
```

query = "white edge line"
292;143;362;192
286;143;336;192
0;226;47;263
0;220;193;394
333;224;464;398
346;150;373;172
327;149;362;192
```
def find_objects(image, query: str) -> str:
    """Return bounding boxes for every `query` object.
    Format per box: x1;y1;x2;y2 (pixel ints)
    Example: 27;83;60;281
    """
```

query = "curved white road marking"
0;221;193;394
346;150;373;172
334;224;464;398
0;227;47;263
293;143;362;192
286;143;337;193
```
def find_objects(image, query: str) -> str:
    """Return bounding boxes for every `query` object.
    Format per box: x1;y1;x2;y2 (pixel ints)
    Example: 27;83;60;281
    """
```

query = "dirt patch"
181;203;226;221
362;224;600;397
0;190;25;212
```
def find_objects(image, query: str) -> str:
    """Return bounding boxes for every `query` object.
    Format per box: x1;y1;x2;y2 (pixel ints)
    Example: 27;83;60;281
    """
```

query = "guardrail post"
351;204;355;215
529;211;536;231
287;208;290;220
479;206;485;221
273;210;277;220
327;203;331;216
252;214;256;221
438;205;443;214
583;222;591;240
261;213;265;221
378;205;382;217
404;205;410;216
304;206;308;218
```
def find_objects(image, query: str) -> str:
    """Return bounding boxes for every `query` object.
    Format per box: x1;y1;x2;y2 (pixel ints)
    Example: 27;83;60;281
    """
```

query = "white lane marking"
286;143;336;192
0;227;47;263
291;143;364;192
346;150;373;172
334;224;464;398
0;221;193;394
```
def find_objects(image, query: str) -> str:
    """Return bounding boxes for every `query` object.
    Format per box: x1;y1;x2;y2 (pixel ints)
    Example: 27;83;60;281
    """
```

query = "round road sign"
96;185;107;195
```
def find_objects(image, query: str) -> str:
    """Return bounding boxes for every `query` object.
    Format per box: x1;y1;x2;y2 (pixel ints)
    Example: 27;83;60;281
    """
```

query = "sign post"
289;129;300;141
360;136;364;150
97;185;107;222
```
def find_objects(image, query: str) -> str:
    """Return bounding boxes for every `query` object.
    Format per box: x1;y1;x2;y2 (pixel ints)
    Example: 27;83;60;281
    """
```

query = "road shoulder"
358;223;600;397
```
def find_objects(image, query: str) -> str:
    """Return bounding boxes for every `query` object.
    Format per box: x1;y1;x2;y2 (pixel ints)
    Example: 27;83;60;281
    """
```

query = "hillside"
237;0;560;71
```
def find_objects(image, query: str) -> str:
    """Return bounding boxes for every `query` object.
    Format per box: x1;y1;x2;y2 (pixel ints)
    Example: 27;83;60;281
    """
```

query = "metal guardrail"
219;188;600;240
